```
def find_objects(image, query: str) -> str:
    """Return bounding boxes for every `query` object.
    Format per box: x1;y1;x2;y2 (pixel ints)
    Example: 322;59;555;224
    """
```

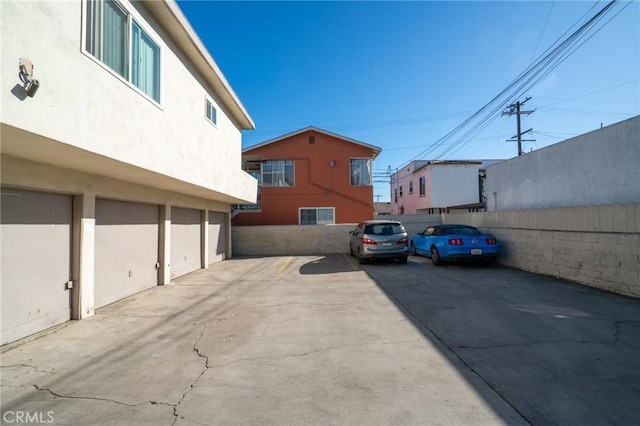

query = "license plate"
471;249;483;255
382;243;392;247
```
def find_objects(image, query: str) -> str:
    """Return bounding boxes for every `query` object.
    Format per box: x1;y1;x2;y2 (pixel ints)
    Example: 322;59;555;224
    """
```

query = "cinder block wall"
232;224;356;256
444;204;640;298
232;204;639;298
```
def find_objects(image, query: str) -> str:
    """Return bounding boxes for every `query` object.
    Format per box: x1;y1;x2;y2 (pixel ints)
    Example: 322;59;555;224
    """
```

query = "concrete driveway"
366;255;640;425
1;254;638;425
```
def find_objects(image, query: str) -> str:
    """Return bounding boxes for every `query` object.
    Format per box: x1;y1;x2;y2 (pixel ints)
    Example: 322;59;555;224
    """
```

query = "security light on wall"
19;57;39;97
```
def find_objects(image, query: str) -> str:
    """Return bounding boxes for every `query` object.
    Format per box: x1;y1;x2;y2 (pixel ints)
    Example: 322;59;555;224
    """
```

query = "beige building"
1;0;257;344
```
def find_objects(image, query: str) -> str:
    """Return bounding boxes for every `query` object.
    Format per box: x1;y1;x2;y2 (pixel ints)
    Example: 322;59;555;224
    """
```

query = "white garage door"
95;199;159;309
1;188;72;344
171;207;201;279
208;211;227;264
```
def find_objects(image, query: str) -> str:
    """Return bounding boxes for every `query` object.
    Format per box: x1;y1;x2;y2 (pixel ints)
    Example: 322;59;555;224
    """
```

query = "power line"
393;0;624;170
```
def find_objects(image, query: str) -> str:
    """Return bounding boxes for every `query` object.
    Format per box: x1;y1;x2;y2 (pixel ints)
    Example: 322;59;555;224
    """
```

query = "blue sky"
177;1;639;202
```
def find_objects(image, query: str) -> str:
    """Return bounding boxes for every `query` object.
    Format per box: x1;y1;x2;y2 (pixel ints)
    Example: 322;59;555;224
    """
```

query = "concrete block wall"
232;204;639;298
232;224;357;256
447;204;640;298
231;216;442;256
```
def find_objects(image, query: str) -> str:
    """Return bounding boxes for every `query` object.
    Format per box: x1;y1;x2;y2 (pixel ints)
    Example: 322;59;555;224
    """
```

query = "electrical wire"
393;0;625;171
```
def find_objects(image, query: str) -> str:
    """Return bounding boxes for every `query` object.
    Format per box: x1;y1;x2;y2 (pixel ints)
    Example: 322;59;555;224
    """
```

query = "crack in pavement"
210;339;420;369
2;364;55;374
453;320;640;350
33;385;174;408
614;320;640;348
172;323;210;426
26;323;218;425
451;338;617;350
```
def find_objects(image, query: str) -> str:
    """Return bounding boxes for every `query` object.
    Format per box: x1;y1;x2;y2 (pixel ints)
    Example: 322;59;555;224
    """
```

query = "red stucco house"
232;127;381;226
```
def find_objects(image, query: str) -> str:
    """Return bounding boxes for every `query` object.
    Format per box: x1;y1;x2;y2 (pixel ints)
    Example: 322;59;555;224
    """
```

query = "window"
262;160;294;187
364;222;406;235
300;208;335;225
205;98;217;125
409;181;414;194
419;176;426;196
394;188;398;203
85;0;161;102
350;158;372;186
399;186;403;197
131;22;160;101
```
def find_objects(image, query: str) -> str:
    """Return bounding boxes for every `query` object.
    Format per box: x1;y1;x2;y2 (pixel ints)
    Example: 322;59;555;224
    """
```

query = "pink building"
390;160;503;214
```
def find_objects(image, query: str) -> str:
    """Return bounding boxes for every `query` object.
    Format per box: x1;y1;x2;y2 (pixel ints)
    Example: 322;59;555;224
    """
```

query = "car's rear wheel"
357;248;368;264
349;243;355;256
431;246;443;266
410;242;417;256
398;257;408;264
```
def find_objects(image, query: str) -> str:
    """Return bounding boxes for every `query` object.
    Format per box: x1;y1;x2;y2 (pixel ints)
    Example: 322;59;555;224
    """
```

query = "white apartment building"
1;0;257;344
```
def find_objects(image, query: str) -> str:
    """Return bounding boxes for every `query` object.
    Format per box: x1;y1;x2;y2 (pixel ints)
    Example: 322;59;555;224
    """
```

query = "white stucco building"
486;116;640;211
1;0;257;344
391;160;502;214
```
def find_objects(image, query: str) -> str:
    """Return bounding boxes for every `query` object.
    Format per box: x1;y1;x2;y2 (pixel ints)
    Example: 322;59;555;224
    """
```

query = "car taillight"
397;237;408;245
448;238;463;245
361;238;377;245
486;238;497;245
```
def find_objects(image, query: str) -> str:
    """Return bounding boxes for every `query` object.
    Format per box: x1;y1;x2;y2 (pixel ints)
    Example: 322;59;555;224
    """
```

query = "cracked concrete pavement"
2;254;639;425
365;255;640;426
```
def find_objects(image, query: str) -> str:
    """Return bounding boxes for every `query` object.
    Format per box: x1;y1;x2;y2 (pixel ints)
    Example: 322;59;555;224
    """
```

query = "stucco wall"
392;162;481;214
486;116;640;210
430;164;480;207
1;0;255;202
234;129;376;226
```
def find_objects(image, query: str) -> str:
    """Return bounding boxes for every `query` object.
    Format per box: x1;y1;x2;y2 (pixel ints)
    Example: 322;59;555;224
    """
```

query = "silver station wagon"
349;220;409;264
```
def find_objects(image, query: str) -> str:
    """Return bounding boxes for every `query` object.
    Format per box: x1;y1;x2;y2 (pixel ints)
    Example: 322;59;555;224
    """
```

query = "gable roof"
243;126;382;160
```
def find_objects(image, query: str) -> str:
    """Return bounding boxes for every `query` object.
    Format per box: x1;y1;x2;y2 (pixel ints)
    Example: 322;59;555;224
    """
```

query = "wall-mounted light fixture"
329;160;336;167
19;58;39;97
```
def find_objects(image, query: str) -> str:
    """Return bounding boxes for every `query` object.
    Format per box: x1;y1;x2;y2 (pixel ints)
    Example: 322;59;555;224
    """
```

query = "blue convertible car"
410;224;499;266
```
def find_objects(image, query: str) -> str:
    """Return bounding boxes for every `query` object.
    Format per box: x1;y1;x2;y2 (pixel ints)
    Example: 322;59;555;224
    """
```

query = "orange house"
232;127;381;226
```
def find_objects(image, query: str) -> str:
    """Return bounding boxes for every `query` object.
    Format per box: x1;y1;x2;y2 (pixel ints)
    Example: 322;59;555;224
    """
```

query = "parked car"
349;220;409;264
410;224;499;266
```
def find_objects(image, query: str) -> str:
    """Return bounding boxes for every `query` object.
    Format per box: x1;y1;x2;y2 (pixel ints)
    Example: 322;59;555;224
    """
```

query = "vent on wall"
309;135;315;144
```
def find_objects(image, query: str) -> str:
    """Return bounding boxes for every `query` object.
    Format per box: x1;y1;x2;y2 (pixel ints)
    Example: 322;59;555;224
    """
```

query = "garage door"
1;188;72;344
208;211;226;264
95;199;159;309
171;207;202;279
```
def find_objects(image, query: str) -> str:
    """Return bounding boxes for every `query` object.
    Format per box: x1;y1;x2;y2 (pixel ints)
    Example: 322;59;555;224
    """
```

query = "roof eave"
243;126;382;159
140;0;255;130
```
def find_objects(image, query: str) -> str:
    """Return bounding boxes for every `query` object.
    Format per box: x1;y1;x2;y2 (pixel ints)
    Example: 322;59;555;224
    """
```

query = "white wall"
1;0;256;203
486;116;640;211
430;164;480;207
393;162;481;214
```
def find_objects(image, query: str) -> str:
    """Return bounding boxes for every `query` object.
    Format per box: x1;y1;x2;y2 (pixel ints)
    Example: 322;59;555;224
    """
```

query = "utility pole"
502;97;535;156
